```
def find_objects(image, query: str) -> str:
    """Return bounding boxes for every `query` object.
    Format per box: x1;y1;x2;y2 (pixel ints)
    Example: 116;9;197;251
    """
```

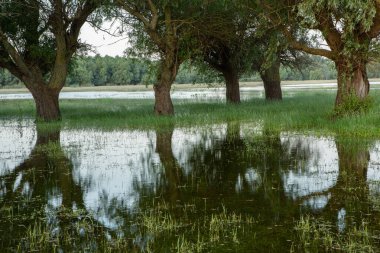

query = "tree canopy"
2;0;380;119
0;0;102;120
262;0;380;112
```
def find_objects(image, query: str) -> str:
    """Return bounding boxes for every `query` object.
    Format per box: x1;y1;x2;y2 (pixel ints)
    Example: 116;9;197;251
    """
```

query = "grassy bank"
1;90;380;137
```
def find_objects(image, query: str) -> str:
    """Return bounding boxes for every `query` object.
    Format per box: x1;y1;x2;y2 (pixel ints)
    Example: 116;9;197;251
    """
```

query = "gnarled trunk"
222;67;240;104
154;54;178;116
260;59;282;100
29;83;61;121
154;84;174;116
335;58;370;106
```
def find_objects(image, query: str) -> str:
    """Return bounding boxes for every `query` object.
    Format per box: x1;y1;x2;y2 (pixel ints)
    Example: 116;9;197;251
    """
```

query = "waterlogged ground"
1;119;380;252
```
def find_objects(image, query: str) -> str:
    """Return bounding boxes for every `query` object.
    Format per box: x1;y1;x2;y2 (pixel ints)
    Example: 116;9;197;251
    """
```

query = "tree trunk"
260;59;282;100
154;55;178;115
29;84;61;121
222;67;240;104
335;58;370;107
154;84;174;115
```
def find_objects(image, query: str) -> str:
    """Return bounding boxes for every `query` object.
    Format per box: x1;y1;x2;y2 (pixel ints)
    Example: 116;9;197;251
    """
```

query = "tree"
263;0;380;112
190;1;255;103
251;33;285;100
116;0;204;115
0;0;101;121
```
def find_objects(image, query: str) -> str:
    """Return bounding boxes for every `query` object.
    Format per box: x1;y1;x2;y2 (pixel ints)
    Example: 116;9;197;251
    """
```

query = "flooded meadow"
1;119;380;252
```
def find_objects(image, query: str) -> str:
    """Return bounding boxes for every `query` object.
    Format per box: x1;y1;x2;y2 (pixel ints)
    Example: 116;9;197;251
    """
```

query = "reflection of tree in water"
182;123;313;213
129;123;318;251
315;138;378;230
0;126;111;251
291;138;380;251
155;129;184;204
130;123;316;212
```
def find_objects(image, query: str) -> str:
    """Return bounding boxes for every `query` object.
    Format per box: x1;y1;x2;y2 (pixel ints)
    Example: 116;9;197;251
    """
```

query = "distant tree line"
2;55;380;87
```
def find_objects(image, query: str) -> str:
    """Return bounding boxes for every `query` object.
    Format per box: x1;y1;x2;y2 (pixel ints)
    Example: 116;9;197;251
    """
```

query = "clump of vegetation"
136;202;256;252
36;142;64;160
293;215;378;253
332;94;373;118
16;207;130;253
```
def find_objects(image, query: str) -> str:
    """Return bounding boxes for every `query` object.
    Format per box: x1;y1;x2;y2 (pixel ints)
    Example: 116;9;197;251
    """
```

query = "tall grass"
1;90;380;136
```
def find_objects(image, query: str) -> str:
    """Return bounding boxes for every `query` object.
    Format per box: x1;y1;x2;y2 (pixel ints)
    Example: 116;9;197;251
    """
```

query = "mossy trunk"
222;67;240;104
260;59;282;100
154;54;179;116
29;84;61;121
335;58;370;107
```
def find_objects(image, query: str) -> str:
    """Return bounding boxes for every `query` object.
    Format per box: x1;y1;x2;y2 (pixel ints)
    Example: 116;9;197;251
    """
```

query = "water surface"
1;120;380;252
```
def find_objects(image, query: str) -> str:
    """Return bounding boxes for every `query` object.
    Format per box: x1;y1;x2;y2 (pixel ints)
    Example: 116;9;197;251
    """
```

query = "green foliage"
0;0;56;75
294;0;380;61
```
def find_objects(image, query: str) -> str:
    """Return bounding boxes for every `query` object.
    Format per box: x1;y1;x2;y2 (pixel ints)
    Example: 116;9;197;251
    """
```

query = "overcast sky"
79;21;127;57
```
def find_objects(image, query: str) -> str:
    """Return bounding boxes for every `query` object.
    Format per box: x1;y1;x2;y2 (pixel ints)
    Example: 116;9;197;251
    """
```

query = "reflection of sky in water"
0;120;36;176
281;135;339;200
302;194;330;211
367;142;380;211
337;208;346;232
61;130;160;229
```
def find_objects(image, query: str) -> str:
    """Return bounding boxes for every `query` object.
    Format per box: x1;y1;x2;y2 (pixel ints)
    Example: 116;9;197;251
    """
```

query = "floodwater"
1;120;380;252
1;81;380;101
0;83;349;100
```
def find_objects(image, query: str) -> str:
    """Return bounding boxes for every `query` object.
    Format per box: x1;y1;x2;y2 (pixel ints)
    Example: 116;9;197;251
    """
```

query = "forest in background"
1;54;380;87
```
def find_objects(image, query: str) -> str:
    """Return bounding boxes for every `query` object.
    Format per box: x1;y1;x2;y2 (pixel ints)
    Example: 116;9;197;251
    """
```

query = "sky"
79;21;128;57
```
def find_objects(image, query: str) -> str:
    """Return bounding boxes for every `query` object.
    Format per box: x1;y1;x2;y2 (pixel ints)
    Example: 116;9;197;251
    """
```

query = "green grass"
1;90;380;136
293;216;378;253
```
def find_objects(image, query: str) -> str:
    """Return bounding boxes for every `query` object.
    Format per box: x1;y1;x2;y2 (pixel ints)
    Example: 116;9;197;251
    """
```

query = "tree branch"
314;11;342;52
0;29;31;78
116;0;164;50
48;0;68;89
147;0;158;30
116;0;150;27
68;0;98;49
282;28;334;59
0;59;22;80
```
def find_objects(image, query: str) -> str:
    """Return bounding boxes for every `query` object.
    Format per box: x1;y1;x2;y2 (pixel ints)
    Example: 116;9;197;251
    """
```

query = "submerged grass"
135;201;257;253
293;216;378;253
1;90;380;136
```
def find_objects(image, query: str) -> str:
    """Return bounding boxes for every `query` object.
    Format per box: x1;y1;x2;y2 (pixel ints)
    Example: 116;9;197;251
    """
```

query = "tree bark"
154;84;174;116
335;58;370;106
260;59;282;100
154;54;178;115
29;84;61;121
222;67;240;104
